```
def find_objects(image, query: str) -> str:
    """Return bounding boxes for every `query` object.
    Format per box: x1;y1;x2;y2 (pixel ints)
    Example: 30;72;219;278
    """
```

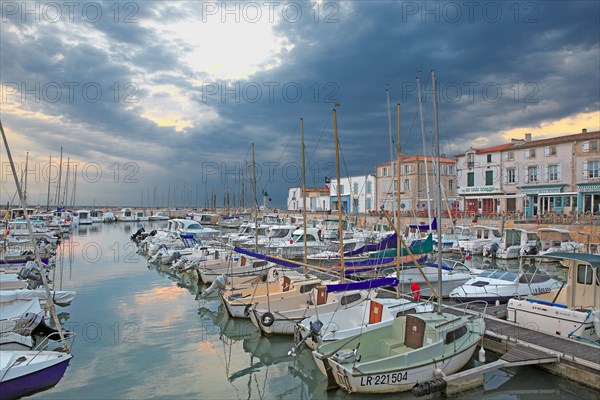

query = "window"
506;151;514;161
299;284;318;293
544;146;556;156
507;168;517;184
583;142;590;152
366;181;372;194
447;165;454;175
353;182;358;195
392;180;397;192
341;293;362;305
548;164;560;181
340;184;344;193
403;179;411;191
592;141;599;151
577;264;593;285
588;161;600;178
403;164;412;174
380;167;389;177
485;170;493;186
467;172;474;187
467;153;474;168
487;154;492;163
445;325;468;344
448;179;453;190
366;198;371;210
527;166;539;183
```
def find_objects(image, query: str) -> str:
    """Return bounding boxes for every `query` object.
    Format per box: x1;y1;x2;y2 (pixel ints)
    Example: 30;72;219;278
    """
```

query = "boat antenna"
0;119;69;349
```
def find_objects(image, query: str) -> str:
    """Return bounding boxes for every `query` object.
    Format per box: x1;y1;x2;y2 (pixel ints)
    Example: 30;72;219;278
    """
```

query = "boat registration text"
360;371;408;386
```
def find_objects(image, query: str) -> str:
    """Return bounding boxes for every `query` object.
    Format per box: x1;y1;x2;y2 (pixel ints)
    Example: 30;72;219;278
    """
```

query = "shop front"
577;183;600;214
519;184;567;217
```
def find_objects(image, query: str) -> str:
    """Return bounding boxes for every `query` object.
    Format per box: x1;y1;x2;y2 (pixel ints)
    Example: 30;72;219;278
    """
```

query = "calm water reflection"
31;222;597;399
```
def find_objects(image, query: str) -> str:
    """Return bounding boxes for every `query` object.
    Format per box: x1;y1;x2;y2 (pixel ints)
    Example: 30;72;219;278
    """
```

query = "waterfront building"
376;156;457;213
286;187;330;212
456;129;600;217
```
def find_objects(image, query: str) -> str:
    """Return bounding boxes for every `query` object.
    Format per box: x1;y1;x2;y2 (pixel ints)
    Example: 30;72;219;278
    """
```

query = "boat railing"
32;330;76;354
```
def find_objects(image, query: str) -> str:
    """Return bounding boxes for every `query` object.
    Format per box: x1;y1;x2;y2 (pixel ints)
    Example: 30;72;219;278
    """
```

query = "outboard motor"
18;261;43;285
131;228;145;241
163;251;182;265
13;312;61;340
198;274;229;298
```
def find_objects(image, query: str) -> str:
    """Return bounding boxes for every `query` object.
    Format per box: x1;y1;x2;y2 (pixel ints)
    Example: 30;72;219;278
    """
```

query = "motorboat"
449;269;562;303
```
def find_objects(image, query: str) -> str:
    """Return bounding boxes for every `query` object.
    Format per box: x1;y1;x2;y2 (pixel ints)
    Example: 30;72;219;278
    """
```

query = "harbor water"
32;222;599;399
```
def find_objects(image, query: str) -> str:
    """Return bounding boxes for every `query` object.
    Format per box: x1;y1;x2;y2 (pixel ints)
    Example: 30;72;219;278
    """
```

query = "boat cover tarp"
0;289;76;306
233;246;301;269
369;233;433;259
325;277;399;292
344;233;399;256
409;217;437;231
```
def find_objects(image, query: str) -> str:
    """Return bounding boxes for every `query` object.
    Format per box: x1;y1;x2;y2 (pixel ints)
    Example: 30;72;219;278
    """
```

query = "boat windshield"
292;234;316;242
326;242;341;252
268;228;290;238
479;270;518;281
527;233;538;241
491;229;501;238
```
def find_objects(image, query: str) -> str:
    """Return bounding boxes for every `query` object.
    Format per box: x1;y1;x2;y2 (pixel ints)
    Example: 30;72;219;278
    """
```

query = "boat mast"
55;147;63;209
301;118;308;271
70;164;77;208
333;105;345;283
396;103;402;299
252;143;258;252
386;88;396;225
0;120;68;347
46;156;51;210
416;76;432;231
432;70;443;314
23;152;29;205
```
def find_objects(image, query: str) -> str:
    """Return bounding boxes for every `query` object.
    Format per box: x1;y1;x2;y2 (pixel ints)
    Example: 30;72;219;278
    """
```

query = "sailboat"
0;121;73;399
310;72;485;394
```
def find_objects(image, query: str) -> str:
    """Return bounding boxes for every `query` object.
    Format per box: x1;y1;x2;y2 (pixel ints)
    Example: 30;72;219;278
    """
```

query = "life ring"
261;312;275;327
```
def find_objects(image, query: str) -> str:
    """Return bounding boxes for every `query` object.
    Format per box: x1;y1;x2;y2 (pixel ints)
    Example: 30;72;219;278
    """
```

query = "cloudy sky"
1;1;598;209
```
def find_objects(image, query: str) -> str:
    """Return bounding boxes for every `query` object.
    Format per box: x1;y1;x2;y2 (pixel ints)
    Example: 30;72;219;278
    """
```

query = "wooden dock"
439;306;600;396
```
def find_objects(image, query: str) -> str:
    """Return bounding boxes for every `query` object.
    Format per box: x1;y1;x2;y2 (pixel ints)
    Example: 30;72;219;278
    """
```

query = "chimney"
525;133;532;141
582;128;588;134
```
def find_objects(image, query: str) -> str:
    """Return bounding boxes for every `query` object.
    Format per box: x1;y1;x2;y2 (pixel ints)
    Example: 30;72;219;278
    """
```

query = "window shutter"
544;165;549;182
503;153;508;161
523;169;529;183
515;168;519;184
557;163;562;181
583;142;589;152
583;162;588;180
524;149;530;159
503;169;507;185
544;146;549;157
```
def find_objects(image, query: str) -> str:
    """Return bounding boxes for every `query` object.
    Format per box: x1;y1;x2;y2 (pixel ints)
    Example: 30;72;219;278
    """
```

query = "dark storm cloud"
1;1;598;206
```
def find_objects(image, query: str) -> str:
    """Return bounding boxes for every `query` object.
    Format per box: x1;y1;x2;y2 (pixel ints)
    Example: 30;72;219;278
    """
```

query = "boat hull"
321;341;479;393
0;353;71;400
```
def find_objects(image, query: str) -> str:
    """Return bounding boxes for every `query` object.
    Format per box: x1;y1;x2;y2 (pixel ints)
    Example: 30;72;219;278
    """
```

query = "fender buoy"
261;312;275;327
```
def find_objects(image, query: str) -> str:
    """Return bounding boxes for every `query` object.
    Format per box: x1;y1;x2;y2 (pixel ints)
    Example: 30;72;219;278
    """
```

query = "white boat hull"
507;299;600;342
315;342;479;393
